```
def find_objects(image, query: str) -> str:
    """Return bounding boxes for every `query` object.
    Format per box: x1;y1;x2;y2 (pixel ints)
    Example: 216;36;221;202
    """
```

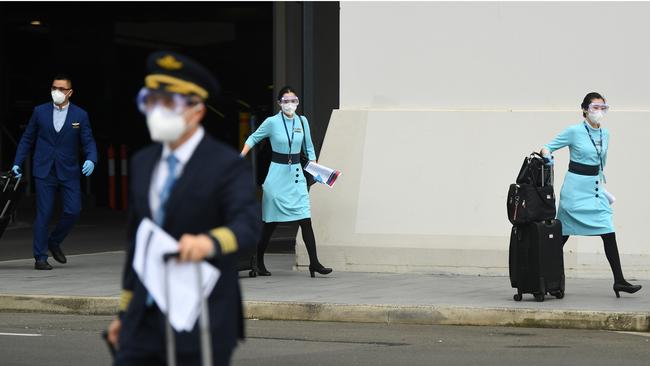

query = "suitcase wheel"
534;293;545;302
552;290;564;299
513;293;522;302
249;270;257;278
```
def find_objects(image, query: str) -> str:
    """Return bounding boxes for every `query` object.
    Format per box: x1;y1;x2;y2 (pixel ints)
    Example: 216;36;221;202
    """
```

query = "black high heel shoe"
255;262;272;276
309;264;332;278
613;283;642;298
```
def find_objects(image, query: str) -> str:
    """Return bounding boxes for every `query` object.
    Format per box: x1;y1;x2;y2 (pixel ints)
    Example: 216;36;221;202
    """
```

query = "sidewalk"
0;252;648;331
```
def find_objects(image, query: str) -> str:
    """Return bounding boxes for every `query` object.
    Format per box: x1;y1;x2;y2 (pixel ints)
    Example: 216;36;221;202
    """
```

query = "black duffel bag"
507;183;556;225
516;152;552;187
507;152;556;225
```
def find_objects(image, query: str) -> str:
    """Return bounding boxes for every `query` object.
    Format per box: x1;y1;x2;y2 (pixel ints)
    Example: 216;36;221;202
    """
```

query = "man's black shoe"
35;260;53;270
49;246;67;264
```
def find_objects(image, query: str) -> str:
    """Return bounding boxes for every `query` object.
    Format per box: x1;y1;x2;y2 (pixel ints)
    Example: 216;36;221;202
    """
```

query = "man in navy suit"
12;74;98;270
106;52;260;365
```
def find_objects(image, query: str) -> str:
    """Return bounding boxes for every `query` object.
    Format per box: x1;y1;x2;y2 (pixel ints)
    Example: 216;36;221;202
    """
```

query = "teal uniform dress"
245;112;316;223
545;121;613;236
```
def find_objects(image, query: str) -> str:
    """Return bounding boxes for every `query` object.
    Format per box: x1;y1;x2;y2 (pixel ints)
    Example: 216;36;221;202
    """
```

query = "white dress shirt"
53;102;70;133
149;127;205;218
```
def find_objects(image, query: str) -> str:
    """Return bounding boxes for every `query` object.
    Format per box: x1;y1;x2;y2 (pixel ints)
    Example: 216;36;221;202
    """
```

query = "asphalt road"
0;313;649;366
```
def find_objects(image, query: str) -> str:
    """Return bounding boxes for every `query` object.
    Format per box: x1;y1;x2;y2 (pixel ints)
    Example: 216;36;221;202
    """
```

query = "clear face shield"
588;102;610;114
136;87;200;115
279;96;299;106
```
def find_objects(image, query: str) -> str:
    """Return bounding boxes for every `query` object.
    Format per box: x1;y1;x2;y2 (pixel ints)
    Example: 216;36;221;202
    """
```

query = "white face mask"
281;103;297;116
588;110;605;124
146;106;188;143
51;90;66;105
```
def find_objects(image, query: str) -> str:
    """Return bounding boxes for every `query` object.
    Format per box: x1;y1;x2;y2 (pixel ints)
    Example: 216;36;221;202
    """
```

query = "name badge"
72;122;80;129
294;127;303;133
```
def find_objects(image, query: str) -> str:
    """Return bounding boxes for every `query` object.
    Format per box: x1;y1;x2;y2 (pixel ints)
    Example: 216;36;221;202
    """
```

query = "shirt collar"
161;126;205;165
53;102;70;111
279;111;295;121
583;120;602;132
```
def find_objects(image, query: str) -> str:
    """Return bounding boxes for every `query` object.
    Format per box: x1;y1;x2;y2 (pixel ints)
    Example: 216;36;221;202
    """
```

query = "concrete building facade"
297;2;650;279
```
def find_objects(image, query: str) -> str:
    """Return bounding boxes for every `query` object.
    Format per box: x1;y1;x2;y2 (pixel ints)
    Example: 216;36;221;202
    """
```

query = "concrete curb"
1;295;648;332
244;301;650;332
0;294;118;315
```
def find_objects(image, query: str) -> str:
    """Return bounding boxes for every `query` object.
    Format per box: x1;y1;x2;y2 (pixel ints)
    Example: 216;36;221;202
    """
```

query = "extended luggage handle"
539;154;554;188
0;171;23;220
162;251;213;366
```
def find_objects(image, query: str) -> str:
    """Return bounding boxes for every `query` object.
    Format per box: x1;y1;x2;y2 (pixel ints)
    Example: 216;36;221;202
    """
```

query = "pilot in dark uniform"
107;51;261;366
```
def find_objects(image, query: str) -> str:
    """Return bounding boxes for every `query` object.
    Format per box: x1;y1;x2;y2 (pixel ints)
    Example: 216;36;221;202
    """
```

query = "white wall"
296;2;650;279
340;1;650;110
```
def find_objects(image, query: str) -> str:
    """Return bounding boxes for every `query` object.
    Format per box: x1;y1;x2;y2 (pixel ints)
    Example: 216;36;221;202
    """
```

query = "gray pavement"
1;314;649;366
0;252;648;331
238;320;650;366
0;205;128;261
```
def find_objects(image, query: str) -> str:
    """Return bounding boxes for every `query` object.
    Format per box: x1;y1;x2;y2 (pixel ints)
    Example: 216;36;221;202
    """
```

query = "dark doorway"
0;2;340;255
0;2;274;206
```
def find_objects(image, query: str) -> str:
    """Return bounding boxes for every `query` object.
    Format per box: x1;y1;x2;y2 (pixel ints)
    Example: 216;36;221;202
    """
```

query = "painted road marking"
0;332;42;337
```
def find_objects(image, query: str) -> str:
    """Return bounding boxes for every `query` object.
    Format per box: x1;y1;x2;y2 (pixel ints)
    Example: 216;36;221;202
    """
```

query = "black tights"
256;219;322;269
562;233;629;285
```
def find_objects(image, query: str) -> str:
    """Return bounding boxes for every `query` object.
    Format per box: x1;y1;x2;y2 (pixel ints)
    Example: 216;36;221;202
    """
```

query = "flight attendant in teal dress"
240;86;332;278
541;92;641;297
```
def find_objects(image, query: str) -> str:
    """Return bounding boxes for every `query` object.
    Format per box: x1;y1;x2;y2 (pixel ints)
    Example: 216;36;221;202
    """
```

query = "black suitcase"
509;219;565;302
0;172;25;239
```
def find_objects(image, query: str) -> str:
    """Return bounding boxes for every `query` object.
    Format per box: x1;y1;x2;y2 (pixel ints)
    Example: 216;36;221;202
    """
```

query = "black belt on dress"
271;151;300;165
568;161;599;176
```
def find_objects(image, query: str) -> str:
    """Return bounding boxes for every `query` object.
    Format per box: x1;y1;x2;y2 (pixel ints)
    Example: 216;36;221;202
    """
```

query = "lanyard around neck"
281;113;296;164
583;122;605;181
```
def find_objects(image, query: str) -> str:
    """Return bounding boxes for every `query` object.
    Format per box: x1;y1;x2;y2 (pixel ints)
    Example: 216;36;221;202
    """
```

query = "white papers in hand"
602;187;616;205
133;218;220;332
304;162;341;187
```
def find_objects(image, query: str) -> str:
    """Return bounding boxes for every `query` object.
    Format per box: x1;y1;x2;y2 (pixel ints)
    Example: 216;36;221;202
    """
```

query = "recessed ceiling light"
30;20;42;26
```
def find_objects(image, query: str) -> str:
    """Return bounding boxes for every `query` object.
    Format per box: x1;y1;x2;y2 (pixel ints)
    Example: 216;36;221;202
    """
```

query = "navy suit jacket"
119;133;261;354
14;102;98;181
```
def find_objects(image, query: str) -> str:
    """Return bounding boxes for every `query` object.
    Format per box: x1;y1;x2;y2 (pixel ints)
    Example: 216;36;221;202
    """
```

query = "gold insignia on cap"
156;55;183;70
145;74;209;99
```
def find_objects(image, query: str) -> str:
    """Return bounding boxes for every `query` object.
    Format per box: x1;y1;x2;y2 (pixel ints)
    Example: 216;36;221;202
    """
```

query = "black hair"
277;85;298;101
581;92;605;117
53;73;73;88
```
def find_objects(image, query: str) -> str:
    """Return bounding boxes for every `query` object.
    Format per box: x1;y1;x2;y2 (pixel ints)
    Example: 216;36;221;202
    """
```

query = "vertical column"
273;2;303;106
302;2;314;125
0;9;7;168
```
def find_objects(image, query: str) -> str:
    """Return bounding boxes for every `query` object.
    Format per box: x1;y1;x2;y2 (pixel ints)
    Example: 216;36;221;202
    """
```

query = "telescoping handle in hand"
163;251;180;263
162;251;178;366
161;250;212;366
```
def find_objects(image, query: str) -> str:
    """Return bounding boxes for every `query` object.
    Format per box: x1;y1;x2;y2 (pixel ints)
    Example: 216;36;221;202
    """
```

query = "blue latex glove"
543;154;554;166
11;165;22;178
82;160;95;176
314;174;324;184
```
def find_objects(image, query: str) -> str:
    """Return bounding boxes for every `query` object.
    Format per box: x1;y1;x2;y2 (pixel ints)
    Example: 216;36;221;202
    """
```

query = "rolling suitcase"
101;252;217;363
509;219;565;302
0;171;25;239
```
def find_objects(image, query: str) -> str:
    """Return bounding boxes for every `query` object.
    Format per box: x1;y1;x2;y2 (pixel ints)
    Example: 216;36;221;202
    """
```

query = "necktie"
147;154;179;306
155;154;179;226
